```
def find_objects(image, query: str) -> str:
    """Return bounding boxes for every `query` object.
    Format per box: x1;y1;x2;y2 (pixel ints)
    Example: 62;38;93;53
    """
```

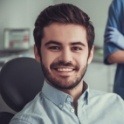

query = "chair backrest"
0;112;14;124
0;57;44;112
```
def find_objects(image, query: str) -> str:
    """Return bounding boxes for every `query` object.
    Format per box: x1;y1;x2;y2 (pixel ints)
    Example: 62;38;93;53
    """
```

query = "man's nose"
59;49;73;62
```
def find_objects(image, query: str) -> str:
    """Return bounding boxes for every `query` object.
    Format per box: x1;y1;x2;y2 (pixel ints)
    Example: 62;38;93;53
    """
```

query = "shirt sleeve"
104;0;124;64
9;119;31;124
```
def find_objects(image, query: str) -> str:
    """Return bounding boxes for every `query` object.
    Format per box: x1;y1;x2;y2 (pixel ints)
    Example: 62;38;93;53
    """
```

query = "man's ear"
34;45;41;62
87;46;94;64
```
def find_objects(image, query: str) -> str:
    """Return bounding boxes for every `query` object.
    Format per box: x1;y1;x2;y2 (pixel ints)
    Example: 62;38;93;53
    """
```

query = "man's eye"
48;46;61;51
71;46;82;51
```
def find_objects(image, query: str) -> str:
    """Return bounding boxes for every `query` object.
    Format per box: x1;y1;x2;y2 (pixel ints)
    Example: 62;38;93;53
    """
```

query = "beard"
41;60;87;90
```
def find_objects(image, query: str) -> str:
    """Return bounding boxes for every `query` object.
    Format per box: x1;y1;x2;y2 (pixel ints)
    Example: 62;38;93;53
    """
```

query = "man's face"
35;23;93;90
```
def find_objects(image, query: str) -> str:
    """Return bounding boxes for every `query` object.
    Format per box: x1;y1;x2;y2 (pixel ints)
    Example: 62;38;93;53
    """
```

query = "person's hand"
105;27;124;49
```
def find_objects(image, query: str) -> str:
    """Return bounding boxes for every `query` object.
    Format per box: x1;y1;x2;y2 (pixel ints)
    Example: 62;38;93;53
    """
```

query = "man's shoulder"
10;92;44;124
90;89;115;95
89;89;124;105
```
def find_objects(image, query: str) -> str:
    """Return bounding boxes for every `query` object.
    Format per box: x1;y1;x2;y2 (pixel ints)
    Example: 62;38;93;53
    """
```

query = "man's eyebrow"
44;41;86;46
70;42;86;46
45;41;61;46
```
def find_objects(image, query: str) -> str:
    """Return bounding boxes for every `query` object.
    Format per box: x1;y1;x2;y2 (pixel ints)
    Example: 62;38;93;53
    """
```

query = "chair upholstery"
0;57;44;123
0;112;14;124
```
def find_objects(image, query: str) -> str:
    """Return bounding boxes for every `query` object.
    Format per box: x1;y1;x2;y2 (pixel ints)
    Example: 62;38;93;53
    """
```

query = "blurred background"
0;0;116;113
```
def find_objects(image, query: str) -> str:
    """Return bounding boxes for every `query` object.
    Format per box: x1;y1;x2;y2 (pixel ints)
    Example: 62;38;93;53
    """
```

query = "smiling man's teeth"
57;68;73;72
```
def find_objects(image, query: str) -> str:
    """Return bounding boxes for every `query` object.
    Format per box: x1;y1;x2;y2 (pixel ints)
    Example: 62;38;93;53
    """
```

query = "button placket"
65;96;76;114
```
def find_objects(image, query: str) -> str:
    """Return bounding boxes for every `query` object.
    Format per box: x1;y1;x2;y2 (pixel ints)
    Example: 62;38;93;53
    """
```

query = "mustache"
50;61;79;70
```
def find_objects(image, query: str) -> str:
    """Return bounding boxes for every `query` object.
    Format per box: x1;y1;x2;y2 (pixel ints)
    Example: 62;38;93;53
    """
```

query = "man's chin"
49;79;80;90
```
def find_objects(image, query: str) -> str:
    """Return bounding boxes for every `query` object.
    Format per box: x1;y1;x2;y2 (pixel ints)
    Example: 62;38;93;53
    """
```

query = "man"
104;0;124;99
10;3;124;124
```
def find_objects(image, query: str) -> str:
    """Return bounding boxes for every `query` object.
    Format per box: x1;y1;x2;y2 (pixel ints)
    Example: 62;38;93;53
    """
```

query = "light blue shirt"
10;81;124;124
104;0;124;98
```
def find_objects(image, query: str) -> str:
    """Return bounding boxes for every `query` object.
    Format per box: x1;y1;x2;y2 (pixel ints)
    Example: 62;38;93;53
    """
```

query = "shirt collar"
42;80;71;107
78;81;89;105
41;80;89;108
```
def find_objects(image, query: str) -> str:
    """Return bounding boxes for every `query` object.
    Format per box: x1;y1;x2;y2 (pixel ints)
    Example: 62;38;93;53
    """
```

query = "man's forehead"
43;23;86;33
42;23;87;45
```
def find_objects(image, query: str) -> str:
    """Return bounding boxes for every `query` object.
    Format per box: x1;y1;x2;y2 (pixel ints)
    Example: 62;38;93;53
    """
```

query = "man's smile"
57;68;73;72
51;66;77;77
53;66;75;71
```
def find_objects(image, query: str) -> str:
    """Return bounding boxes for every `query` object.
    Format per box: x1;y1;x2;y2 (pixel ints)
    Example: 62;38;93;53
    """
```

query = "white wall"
0;0;54;49
53;0;112;47
0;0;113;48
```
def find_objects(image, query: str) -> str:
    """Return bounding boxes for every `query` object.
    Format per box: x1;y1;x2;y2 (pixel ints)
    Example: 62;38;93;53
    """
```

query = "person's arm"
104;0;124;64
108;50;124;64
105;27;124;49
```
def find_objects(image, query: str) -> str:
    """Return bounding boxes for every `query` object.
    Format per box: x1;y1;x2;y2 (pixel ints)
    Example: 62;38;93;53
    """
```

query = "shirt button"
70;108;75;113
67;97;71;102
59;104;63;109
66;97;72;104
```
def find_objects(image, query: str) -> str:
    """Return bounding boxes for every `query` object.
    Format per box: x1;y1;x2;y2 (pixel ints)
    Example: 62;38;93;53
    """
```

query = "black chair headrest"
0;57;44;112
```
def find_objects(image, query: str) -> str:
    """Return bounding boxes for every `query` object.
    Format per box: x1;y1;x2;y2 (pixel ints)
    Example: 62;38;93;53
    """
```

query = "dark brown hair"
33;3;95;54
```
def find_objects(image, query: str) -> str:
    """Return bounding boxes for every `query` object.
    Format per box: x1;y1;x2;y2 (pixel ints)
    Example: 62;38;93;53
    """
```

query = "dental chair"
0;57;44;124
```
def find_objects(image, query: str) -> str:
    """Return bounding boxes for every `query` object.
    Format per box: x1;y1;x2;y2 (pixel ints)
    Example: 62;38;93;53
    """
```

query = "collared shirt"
104;0;124;99
10;81;124;124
